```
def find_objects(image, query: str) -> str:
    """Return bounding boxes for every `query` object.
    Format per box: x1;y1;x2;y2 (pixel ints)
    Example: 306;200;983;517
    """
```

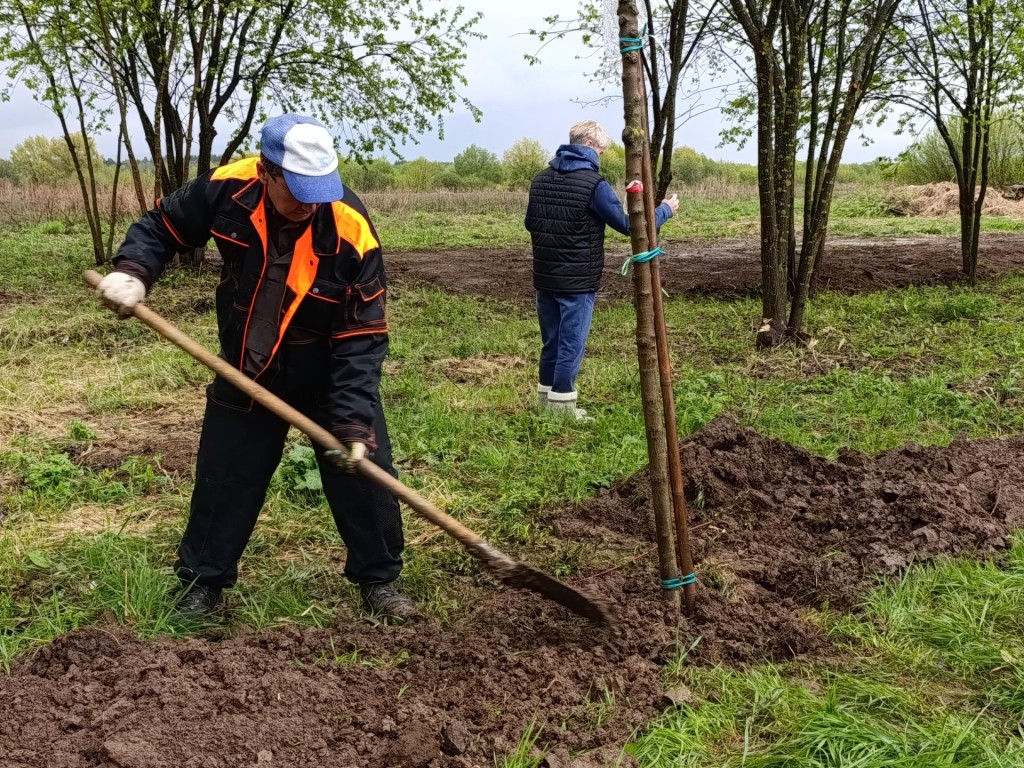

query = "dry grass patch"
438;353;528;384
884;182;1024;218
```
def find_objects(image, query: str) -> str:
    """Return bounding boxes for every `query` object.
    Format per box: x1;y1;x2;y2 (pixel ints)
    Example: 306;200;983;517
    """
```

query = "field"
4;183;1024;767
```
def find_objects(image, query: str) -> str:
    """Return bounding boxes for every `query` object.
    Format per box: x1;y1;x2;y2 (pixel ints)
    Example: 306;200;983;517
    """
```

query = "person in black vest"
525;120;678;419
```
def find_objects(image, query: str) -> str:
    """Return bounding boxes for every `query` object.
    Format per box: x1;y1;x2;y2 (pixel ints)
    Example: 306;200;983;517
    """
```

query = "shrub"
9;134;110;185
453;144;503;185
503;138;548;190
897;113;1024;187
340;158;396;192
600;143;626;186
393;158;445;191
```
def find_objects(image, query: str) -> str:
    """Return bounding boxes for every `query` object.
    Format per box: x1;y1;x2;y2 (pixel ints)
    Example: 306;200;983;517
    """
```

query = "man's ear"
256;160;266;183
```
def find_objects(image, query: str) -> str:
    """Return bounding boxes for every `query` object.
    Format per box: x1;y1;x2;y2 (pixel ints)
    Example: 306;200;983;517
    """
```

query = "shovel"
84;270;613;626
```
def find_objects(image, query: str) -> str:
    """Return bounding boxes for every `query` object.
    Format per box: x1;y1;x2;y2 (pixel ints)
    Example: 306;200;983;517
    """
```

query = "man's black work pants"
175;391;403;589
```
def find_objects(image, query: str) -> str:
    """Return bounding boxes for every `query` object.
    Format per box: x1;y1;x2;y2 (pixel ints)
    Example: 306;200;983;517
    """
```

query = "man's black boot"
360;582;418;621
174;584;222;618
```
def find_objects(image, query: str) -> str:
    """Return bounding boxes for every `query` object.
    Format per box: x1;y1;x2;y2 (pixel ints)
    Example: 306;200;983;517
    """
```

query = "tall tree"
93;0;147;216
97;0;482;192
889;0;1024;284
1;0;483;261
530;0;719;199
790;0;902;334
723;0;900;345
0;0;111;264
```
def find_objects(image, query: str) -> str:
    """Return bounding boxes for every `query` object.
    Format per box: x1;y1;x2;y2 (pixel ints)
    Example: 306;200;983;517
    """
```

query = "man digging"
94;114;416;621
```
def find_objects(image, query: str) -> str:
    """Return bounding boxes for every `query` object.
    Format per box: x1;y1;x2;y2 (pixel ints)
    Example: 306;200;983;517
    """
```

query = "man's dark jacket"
113;157;387;448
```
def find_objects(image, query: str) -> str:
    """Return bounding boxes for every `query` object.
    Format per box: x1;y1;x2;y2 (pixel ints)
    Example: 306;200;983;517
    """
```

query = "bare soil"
0;405;202;478
387;233;1024;303
4;418;1024;767
67;413;200;479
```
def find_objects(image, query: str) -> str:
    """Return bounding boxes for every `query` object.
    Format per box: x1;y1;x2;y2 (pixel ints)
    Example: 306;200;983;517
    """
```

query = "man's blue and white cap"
260;114;344;204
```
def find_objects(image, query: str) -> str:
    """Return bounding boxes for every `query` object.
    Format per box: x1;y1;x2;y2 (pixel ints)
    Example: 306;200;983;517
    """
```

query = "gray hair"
569;120;611;150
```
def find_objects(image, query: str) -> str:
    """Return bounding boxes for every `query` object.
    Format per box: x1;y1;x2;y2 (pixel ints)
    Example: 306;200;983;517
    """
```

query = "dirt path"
387;233;1024;303
4;418;1024;767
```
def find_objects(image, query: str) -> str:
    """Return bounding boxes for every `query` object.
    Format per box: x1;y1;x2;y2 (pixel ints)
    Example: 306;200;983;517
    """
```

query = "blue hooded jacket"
549;144;673;234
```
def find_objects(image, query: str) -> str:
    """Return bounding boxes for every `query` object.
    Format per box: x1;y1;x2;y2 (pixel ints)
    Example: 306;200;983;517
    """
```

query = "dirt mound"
884;182;1024;218
1;601;670;768
4;418;1024;766
679;417;1023;606
568;417;1024;663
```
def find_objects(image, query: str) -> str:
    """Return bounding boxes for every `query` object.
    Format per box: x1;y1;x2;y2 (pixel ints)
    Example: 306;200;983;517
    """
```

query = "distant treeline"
4;127;1022;192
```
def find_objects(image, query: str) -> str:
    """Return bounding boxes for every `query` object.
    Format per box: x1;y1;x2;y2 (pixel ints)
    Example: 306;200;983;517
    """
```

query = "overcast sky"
0;1;912;164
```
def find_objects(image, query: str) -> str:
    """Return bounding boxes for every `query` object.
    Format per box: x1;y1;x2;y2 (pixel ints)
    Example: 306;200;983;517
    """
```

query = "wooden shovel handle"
84;270;490;551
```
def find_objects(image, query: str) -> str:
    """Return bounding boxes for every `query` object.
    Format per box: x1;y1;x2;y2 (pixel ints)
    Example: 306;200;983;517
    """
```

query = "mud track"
387;233;1024;304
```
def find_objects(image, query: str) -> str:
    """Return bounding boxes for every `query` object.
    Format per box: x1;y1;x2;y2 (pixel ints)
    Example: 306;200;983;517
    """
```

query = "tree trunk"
638;58;696;616
619;0;680;614
970;116;992;285
960;189;976;280
106;129;124;262
756;77;789;348
94;0;148;216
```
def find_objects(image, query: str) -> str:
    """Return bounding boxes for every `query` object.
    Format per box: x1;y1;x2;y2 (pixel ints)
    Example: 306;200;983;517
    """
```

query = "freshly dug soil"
387;233;1024;304
570;417;1024;665
4;418;1024;767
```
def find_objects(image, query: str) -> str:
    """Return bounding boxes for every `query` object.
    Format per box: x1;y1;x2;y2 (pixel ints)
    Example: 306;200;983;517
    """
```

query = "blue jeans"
537;289;596;394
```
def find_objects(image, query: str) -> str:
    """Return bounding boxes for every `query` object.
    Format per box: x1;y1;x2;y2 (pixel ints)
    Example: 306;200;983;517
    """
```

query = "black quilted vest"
525;167;605;293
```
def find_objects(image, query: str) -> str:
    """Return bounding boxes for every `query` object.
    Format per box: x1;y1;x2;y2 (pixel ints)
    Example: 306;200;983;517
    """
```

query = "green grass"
628;538;1024;766
5;201;1024;763
497;719;546;768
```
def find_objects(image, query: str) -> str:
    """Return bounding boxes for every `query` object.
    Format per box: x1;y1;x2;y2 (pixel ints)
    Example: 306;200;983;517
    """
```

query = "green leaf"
25;549;52;569
297;469;324;493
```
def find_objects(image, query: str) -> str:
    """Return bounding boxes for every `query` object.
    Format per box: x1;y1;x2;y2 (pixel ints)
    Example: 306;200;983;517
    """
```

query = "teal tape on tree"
620;245;666;275
619;36;643;53
661;573;697;590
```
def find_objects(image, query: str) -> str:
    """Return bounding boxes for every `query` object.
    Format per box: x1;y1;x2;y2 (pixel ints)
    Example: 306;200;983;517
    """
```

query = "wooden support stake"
637;66;697;616
617;0;679;612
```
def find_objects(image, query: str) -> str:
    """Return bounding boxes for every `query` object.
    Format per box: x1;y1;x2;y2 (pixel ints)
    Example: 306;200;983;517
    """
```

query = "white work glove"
96;272;146;317
662;193;679;215
341;442;367;472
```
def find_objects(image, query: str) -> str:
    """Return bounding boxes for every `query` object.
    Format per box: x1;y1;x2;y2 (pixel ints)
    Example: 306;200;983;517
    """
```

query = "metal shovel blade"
465;540;614;626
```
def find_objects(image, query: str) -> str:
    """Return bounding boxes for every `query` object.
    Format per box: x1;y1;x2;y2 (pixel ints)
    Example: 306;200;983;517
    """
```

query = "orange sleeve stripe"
211;230;248;247
331;326;389;341
160;209;192;248
330;201;380;259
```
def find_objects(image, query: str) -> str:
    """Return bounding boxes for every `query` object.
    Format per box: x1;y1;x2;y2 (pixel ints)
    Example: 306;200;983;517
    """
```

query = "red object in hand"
625;179;643;194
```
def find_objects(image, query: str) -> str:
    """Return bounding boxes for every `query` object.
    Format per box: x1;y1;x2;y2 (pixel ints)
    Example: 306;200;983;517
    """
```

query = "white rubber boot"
546;390;593;421
537;383;551;410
